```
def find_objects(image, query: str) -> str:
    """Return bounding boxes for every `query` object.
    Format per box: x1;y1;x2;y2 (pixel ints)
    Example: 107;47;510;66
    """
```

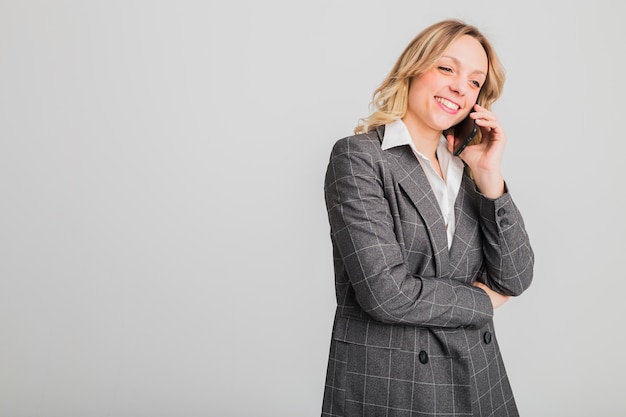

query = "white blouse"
381;119;465;249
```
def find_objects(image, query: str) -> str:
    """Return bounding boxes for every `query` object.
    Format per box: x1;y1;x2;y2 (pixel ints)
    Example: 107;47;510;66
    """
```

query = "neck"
401;117;441;159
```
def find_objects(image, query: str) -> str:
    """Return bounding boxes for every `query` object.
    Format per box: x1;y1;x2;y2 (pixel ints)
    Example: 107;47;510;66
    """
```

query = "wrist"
473;171;504;199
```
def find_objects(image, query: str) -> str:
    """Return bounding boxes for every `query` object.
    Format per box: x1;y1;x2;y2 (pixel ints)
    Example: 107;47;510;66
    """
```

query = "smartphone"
452;108;477;156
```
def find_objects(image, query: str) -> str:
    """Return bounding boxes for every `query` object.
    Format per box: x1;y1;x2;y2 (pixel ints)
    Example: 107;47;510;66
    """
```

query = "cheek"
412;72;437;90
471;89;481;103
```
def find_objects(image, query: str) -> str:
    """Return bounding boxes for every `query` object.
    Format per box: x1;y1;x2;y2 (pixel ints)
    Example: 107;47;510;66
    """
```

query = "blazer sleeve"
325;137;494;329
477;186;535;296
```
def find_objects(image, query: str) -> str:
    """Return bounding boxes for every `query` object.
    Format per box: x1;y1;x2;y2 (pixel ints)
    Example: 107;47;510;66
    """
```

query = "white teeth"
436;97;459;110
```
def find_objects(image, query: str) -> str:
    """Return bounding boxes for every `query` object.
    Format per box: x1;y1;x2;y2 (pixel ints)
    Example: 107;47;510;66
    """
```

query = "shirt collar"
381;119;450;160
381;119;414;151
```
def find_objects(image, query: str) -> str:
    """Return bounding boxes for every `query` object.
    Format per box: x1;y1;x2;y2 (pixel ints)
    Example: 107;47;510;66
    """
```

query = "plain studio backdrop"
0;1;624;416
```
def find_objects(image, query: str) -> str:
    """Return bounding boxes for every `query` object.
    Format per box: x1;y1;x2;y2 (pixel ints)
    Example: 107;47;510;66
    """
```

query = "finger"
476;119;507;144
472;111;497;123
445;132;457;154
475;117;501;132
471;105;497;122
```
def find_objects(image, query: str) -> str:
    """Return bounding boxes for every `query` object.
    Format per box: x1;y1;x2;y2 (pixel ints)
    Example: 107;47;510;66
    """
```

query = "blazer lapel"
376;127;450;277
449;170;480;261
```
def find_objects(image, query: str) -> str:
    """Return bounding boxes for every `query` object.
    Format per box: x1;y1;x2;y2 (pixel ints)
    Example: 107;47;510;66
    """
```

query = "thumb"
445;131;455;154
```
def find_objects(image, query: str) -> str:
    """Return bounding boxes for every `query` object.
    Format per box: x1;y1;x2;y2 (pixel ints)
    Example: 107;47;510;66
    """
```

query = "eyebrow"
440;55;487;77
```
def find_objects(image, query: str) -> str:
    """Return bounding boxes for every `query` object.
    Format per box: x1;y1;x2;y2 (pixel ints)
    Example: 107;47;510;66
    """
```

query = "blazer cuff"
478;182;519;231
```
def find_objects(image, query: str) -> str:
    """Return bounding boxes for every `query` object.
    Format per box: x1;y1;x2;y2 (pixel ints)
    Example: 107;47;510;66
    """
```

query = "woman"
322;19;534;416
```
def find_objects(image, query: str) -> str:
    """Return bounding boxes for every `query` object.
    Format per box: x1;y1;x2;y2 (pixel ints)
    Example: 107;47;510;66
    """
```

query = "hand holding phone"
452;105;507;199
452;108;477;156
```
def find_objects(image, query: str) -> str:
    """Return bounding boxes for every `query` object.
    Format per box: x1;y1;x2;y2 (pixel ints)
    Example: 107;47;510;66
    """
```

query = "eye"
438;66;453;73
471;80;482;88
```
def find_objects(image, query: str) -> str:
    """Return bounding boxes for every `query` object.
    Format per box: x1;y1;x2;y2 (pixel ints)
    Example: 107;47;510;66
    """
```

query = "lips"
435;96;460;111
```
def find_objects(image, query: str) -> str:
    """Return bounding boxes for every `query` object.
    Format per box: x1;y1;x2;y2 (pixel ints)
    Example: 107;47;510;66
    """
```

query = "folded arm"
476;188;535;296
325;139;494;329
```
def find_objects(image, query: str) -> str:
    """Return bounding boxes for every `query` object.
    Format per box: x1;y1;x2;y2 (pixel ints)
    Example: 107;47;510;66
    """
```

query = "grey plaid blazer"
321;126;534;417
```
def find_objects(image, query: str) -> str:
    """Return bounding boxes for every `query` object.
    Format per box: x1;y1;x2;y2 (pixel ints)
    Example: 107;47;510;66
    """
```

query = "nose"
450;77;467;96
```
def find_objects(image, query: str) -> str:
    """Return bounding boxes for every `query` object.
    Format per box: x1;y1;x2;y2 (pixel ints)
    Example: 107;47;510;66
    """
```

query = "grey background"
0;1;624;416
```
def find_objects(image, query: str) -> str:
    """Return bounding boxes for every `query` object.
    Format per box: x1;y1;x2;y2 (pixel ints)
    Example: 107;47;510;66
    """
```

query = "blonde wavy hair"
355;19;506;145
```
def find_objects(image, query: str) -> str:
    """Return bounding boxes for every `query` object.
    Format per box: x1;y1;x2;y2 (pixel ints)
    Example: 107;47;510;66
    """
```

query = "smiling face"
402;35;488;140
